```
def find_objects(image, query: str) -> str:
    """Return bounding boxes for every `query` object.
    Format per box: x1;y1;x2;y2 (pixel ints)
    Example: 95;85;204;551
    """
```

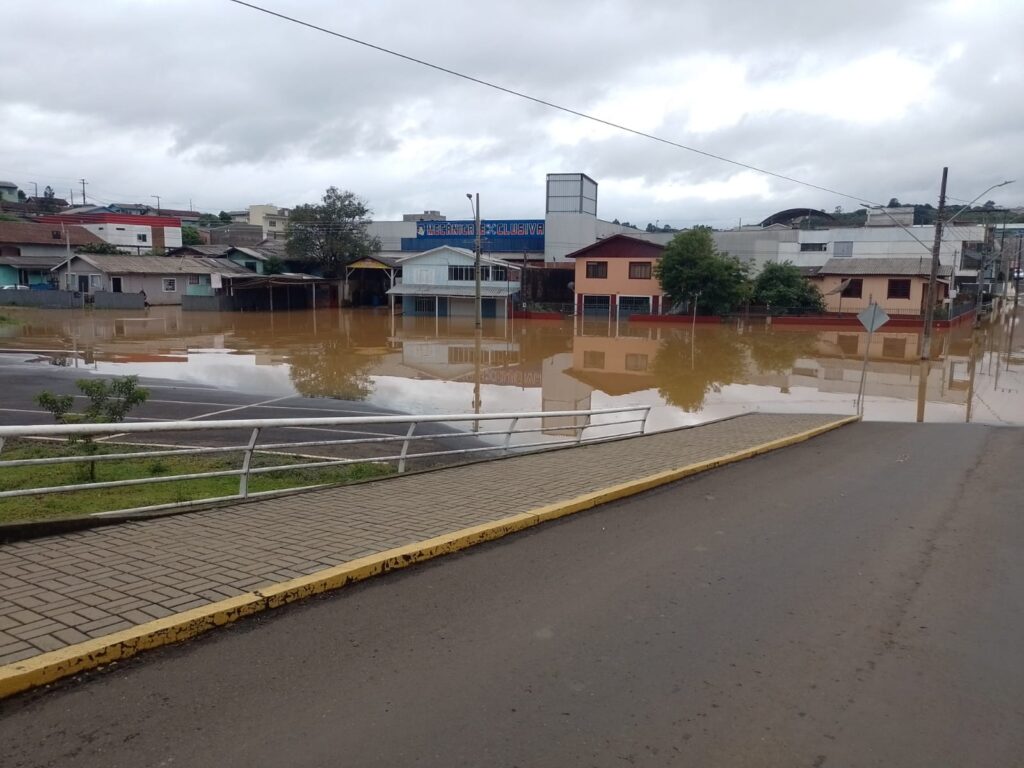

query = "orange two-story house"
566;234;666;318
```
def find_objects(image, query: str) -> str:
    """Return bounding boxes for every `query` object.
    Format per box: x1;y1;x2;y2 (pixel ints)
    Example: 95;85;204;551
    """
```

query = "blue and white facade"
387;246;521;317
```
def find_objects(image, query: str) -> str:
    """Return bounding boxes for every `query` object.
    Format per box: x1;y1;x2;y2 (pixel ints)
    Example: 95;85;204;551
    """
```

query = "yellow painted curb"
0;414;858;700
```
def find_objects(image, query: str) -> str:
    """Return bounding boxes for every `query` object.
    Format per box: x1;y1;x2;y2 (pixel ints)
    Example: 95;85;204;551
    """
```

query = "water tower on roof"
544;173;599;263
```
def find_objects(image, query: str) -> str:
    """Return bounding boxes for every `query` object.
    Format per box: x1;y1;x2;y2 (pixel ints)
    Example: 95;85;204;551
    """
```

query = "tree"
645;222;657;232
76;242;123;254
198;213;222;226
36;376;149;481
41;185;58;212
181;225;203;245
263;255;285;275
982;199;996;210
656;228;750;315
218;210;232;223
286;187;380;277
17;189;26;202
887;197;902;208
751;262;824;314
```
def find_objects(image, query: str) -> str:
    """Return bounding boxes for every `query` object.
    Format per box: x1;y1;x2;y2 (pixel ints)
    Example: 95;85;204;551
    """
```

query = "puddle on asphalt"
2;305;1022;428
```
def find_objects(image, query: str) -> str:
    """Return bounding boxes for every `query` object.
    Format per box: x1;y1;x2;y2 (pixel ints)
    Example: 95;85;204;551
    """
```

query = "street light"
466;193;482;331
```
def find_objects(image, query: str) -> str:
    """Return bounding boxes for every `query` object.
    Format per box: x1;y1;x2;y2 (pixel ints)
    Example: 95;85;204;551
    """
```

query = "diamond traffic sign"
857;303;890;333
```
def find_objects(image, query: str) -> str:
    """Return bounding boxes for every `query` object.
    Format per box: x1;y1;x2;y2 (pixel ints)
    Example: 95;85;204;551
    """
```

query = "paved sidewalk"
0;413;844;670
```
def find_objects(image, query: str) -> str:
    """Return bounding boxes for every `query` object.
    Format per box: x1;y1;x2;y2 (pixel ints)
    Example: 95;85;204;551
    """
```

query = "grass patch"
0;439;393;523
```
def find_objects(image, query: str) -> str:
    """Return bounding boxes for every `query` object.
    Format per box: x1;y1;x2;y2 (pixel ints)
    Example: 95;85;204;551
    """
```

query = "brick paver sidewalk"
0;413;843;666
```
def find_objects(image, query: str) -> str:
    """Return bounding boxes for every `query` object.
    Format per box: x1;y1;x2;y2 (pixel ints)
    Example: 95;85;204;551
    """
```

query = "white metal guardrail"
0;406;651;518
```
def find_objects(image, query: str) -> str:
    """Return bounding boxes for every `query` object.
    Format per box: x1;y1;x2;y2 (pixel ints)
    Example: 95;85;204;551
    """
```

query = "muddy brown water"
1;305;1022;429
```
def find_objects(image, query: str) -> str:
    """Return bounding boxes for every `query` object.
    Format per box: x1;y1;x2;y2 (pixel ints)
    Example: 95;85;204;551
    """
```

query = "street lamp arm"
944;180;1014;227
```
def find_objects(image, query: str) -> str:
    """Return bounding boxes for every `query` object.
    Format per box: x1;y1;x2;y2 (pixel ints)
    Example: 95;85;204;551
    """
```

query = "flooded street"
1;304;1022;429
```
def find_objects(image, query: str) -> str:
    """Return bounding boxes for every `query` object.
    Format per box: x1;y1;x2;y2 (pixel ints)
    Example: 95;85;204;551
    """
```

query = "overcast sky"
3;0;1022;226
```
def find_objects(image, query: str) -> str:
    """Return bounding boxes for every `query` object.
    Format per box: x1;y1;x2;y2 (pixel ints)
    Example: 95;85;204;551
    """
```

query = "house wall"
0;264;19;285
54;257;207;305
80;222;183;253
228;254;263;274
811;275;936;314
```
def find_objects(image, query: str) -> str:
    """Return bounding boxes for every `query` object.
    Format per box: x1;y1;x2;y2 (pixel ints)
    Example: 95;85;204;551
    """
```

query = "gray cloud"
2;0;1021;223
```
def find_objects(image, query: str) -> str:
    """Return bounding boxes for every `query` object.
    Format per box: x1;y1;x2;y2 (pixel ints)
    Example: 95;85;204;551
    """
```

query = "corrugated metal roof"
0;221;103;246
0;254;65;269
63;255;254;275
818;257;953;277
387;284;518;298
167;245;233;257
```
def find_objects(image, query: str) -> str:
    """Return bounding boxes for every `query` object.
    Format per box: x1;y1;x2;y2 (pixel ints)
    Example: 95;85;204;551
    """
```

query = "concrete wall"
93;291;145;310
0;290;83;308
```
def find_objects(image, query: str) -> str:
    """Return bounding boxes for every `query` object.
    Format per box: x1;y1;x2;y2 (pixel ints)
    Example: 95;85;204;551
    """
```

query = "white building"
245;204;289;240
711;221;988;281
386;246;521;318
36;213;183;254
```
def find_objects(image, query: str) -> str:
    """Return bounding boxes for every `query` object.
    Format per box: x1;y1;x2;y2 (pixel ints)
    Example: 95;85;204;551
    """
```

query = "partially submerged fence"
0;406;651;518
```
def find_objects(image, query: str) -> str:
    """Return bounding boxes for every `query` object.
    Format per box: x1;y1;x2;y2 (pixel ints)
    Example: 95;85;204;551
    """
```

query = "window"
491;266;508;281
840;278;863;298
479;266;491;282
833;241;853;257
625;353;649;372
189;274;201;285
115;227;125;231
887;279;911;299
628;262;652;279
448;265;474;281
800;243;827;252
618;296;651;316
51;230;61;239
582;350;606;369
89;274;102;289
137;233;148;242
414;296;436;314
837;335;859;355
162;278;177;292
243;261;258;271
882;337;907;358
268;220;277;228
586;261;608;278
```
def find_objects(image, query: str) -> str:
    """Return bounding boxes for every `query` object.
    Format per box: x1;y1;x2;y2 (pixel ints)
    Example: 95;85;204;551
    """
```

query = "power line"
226;0;882;207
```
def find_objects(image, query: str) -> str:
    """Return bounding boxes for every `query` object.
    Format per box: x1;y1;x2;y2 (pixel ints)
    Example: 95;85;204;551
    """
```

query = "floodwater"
2;304;1022;430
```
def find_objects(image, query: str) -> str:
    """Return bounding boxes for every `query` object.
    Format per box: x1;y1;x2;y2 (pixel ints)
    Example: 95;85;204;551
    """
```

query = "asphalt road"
2;422;1022;767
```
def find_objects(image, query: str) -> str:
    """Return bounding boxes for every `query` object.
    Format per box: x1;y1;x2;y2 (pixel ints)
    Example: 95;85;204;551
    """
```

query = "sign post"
855;302;890;414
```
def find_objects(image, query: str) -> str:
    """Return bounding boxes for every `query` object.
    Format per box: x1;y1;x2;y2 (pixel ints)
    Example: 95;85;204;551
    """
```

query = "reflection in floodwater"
2;303;1022;428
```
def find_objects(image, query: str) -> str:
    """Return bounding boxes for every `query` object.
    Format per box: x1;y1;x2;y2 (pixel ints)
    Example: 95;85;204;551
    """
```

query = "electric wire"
225;0;882;208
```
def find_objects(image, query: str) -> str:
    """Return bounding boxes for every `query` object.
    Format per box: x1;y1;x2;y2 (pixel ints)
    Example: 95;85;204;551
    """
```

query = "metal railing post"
575;413;592;444
639;406;652;435
398;422;417;473
238;427;261;498
504;417;520;453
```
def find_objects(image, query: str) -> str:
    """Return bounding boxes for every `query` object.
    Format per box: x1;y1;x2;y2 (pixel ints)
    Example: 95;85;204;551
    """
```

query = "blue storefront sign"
401;219;545;253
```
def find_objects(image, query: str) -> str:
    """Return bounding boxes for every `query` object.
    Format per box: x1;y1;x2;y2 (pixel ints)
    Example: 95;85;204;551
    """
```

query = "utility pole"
920;166;948;360
79;178;88;205
31;182;38;198
151;195;161;214
467;192;482;331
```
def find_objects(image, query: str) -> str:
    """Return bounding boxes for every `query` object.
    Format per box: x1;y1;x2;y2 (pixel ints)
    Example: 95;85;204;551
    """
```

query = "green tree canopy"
286;187;380;278
218;210;232;222
181;225;203;246
751;262;824;314
75;242;123;254
656;228;750;315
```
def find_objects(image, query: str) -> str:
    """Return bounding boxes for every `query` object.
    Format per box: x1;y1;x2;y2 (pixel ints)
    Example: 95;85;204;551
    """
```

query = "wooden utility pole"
79;178;88;205
473;193;482;331
920;167;948;360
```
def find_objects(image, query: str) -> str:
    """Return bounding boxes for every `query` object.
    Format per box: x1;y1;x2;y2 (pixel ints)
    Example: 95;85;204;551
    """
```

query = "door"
111;277;123;293
617;296;651;318
77;275;90;293
582;295;611;316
